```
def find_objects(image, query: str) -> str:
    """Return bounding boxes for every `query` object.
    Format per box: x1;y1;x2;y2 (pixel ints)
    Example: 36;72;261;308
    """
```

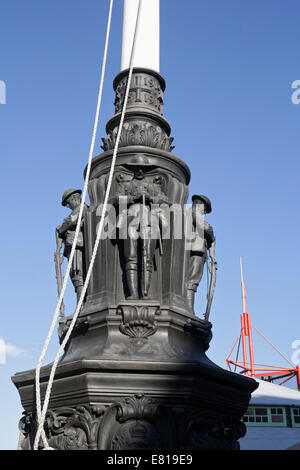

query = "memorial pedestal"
12;68;258;450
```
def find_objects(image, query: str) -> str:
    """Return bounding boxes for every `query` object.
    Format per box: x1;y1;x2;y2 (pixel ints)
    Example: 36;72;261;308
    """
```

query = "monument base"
12;306;258;450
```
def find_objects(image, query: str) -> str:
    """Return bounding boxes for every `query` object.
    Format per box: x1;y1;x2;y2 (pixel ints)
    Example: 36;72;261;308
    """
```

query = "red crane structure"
226;258;300;391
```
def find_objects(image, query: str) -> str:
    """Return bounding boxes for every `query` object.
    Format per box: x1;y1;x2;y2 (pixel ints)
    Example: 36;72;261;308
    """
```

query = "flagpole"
121;0;160;72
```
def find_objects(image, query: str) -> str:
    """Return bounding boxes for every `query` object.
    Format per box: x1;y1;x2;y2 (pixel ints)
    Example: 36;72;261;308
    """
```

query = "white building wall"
240;427;300;450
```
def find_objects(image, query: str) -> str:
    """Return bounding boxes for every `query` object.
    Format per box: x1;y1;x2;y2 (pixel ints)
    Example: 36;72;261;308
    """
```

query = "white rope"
34;0;114;450
33;0;143;450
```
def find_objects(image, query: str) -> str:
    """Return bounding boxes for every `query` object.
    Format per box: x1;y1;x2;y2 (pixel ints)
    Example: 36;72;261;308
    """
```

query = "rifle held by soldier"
54;228;65;318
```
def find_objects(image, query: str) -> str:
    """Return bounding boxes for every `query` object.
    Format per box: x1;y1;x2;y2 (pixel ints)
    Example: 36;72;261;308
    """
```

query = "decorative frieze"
114;72;164;115
19;399;246;450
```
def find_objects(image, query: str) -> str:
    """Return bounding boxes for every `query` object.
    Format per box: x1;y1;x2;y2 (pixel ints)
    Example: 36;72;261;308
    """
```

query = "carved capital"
102;121;174;152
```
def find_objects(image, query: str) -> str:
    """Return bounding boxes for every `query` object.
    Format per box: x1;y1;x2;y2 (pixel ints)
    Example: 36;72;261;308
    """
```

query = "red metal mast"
226;258;300;390
240;258;255;377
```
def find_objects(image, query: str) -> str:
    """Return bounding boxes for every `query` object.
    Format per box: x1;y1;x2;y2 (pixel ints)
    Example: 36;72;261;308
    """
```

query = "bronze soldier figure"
186;195;216;313
114;167;169;299
56;189;88;304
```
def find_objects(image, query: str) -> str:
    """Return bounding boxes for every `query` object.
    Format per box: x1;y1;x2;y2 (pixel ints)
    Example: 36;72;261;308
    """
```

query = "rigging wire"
234;332;242;373
34;0;143;450
34;0;115;449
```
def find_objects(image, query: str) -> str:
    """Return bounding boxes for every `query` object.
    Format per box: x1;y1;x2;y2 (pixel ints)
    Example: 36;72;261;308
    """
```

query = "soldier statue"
186;195;217;316
56;189;88;304
112;166;169;299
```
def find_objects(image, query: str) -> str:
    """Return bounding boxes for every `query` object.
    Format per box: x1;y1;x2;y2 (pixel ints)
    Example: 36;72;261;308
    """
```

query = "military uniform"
114;173;169;299
186;195;215;311
57;189;88;302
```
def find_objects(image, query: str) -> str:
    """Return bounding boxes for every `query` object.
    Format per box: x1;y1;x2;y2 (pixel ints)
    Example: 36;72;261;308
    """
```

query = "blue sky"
1;0;300;450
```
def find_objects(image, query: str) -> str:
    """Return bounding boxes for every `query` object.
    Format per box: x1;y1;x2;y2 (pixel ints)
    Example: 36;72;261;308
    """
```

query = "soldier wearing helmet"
186;194;216;312
56;189;88;304
111;158;169;299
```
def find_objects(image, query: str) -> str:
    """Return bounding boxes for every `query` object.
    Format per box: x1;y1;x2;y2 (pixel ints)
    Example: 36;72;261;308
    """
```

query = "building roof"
250;379;300;406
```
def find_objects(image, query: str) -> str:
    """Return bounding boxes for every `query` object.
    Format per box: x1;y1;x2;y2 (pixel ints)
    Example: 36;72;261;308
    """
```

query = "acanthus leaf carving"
101;121;174;152
115;394;159;423
44;405;106;450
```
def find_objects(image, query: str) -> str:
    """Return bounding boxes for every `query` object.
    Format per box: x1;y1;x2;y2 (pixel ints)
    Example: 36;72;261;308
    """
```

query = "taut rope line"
34;0;114;449
34;0;143;450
